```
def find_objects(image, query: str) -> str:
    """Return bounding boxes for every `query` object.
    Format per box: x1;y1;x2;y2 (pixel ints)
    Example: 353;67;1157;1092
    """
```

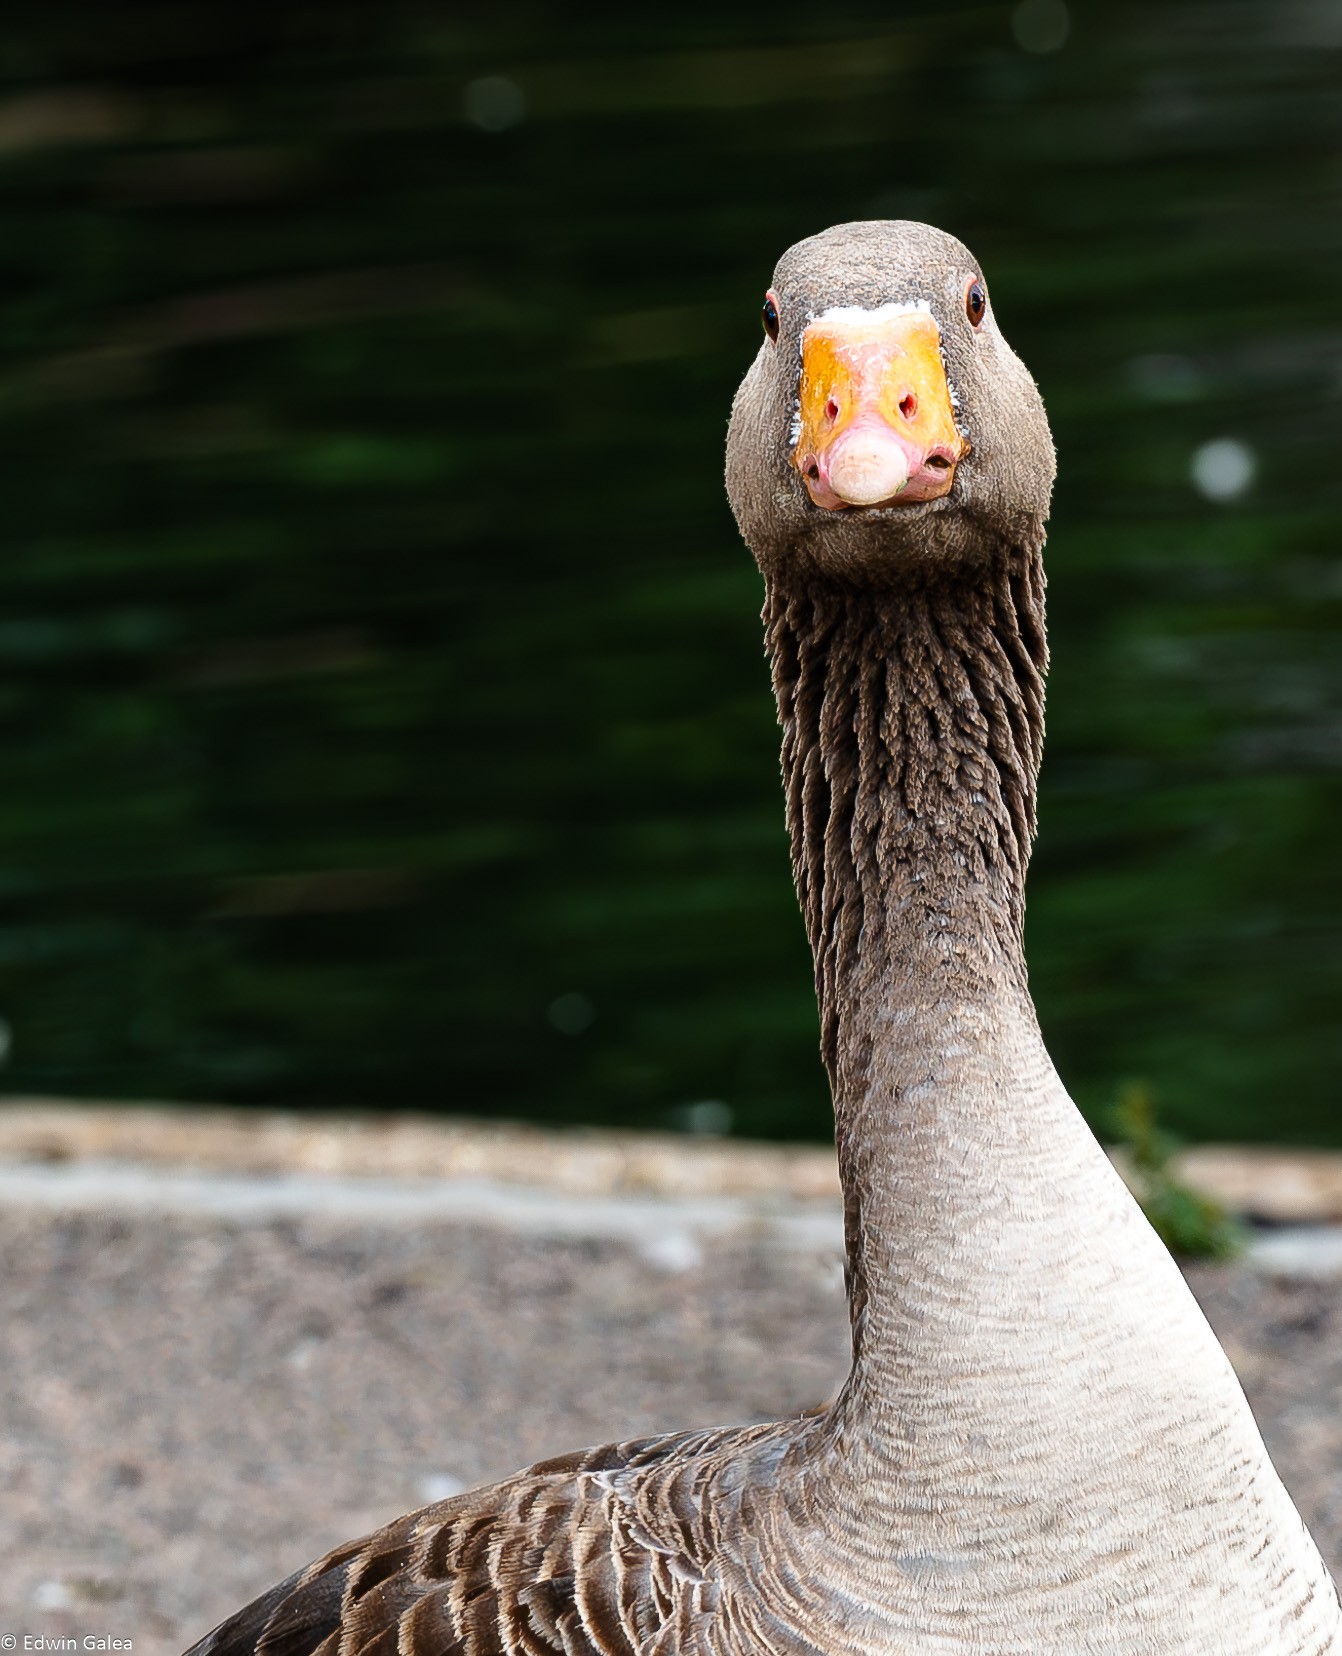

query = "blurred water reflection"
0;3;1338;1143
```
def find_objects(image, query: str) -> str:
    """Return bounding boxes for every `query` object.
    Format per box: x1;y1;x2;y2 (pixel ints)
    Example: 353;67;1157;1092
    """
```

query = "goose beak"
793;307;968;510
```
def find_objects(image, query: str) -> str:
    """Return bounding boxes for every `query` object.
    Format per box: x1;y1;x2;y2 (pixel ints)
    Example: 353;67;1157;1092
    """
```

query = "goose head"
726;220;1056;585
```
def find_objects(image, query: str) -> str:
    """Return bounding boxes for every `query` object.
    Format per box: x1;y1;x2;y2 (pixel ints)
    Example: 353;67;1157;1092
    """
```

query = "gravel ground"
1;1207;848;1656
3;1200;1342;1656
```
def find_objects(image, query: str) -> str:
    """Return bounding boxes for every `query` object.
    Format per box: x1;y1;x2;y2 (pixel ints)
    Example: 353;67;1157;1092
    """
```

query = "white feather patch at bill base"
807;299;936;328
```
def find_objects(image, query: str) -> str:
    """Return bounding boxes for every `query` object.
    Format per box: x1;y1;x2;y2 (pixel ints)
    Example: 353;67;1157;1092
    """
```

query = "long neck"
761;552;1341;1650
765;547;1047;1071
765;544;1052;1408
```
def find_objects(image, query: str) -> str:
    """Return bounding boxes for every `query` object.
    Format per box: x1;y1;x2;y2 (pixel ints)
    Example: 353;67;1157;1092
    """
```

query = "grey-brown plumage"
190;1428;837;1656
184;222;1342;1656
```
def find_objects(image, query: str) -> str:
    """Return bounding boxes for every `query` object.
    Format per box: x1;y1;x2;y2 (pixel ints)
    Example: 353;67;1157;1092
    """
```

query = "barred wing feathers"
185;1425;822;1656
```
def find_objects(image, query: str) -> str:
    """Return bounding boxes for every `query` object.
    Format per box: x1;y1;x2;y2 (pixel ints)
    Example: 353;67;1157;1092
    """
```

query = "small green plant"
1110;1082;1245;1261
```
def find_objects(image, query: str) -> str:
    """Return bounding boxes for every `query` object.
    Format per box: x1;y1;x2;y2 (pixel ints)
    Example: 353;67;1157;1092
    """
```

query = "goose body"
184;222;1341;1656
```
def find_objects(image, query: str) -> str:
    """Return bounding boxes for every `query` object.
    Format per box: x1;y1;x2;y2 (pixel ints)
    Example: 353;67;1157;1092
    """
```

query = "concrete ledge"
3;1097;1342;1224
0;1097;842;1200
1246;1226;1342;1279
0;1160;847;1265
1168;1144;1342;1225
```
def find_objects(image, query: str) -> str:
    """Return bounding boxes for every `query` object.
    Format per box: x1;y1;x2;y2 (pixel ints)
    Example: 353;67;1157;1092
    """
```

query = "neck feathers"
763;544;1048;1083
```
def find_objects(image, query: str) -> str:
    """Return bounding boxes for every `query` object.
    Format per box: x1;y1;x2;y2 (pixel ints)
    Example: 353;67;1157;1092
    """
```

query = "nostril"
899;393;917;420
806;461;820;481
926;455;951;471
825;399;839;423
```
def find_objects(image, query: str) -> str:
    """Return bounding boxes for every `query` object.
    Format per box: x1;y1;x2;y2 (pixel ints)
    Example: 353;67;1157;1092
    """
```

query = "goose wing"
184;1425;813;1656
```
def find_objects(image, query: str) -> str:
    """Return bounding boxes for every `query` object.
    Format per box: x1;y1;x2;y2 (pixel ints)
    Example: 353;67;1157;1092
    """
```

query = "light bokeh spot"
547;992;595;1035
464;76;526;132
1191;437;1256;503
1013;0;1070;53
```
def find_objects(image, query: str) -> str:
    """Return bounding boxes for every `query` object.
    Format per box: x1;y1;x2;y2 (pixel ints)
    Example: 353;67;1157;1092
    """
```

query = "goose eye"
965;278;987;328
762;291;780;342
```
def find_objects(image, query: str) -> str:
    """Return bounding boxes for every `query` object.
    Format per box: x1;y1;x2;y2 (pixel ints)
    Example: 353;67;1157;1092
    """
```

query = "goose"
183;220;1341;1656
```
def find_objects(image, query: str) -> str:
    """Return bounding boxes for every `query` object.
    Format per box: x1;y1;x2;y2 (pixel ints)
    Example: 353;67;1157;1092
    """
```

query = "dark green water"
0;3;1339;1142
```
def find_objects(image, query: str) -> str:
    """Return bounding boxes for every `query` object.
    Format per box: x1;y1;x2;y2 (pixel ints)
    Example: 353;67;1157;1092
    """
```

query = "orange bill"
793;305;968;509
